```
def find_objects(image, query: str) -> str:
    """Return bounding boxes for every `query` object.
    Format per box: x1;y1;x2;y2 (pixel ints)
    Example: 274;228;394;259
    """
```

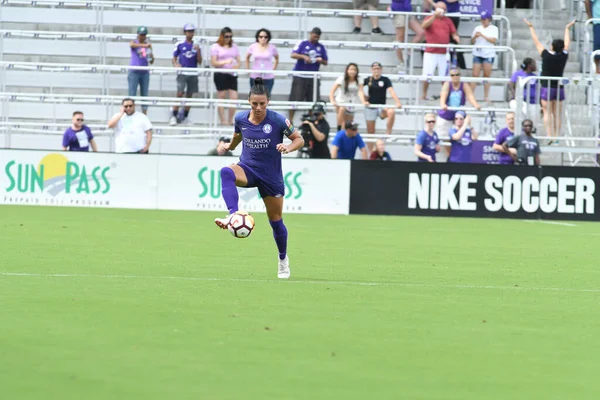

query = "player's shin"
220;167;239;214
269;219;288;260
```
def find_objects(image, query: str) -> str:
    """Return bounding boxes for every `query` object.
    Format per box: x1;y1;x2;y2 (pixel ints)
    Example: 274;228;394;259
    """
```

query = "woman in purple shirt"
509;58;537;105
128;26;154;115
448;111;478;163
414;113;440;162
245;28;279;98
211;27;241;125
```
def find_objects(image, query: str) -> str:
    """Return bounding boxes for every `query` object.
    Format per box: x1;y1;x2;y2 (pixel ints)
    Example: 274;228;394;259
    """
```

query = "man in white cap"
170;23;203;125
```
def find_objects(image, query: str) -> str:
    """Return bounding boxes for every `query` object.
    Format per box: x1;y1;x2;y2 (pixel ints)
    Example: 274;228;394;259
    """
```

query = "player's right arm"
228;132;243;151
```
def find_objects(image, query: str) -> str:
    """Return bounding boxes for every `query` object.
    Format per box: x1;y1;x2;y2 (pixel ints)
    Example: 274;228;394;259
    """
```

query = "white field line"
1;272;599;293
523;220;578;227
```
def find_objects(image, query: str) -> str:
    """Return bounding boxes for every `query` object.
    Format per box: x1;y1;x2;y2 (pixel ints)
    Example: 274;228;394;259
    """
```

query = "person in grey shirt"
503;119;541;166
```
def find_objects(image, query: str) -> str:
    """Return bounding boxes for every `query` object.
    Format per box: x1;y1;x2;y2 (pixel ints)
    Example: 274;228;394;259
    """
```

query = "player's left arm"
277;130;304;154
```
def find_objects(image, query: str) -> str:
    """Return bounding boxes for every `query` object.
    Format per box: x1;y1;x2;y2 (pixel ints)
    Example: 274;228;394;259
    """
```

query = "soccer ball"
228;211;255;238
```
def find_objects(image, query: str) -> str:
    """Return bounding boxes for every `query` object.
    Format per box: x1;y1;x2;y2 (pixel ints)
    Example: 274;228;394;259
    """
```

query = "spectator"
107;98;153;154
362;62;403;152
62;111;97;152
210;27;241;125
525;19;574;144
370;139;392;160
448;111;478;163
493;112;516;165
471;10;498;103
128;26;154;115
586;0;600;74
390;0;425;71
437;67;481;140
352;0;383;34
426;0;466;69
170;23;202;126
246;28;279;98
329;63;365;131
414;113;440;162
331;121;368;159
421;2;459;100
300;103;331;159
207;137;233;156
509;58;537;108
503;119;541;166
504;0;530;8
289;27;328;121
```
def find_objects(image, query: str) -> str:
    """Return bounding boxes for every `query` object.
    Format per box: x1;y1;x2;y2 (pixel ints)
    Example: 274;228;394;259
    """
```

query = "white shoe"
277;255;290;279
214;214;232;230
169;116;177;126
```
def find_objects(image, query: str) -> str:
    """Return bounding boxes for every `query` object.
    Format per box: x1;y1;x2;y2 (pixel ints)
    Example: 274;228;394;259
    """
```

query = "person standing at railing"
128;26;154;115
508;58;538;110
352;0;384;34
329;63;366;132
288;27;328;122
421;2;459;100
107;98;153;154
170;24;202;126
448;111;478;163
437;67;481;140
245;28;279;98
493;112;516;165
524;19;575;145
425;0;466;70
362;62;403;152
585;0;600;74
390;0;425;71
62;111;97;152
210;27;241;126
331;121;368;160
414;113;440;162
503;119;541;166
470;10;498;104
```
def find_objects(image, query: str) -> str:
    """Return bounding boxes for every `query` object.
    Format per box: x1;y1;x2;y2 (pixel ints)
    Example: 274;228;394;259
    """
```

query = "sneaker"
397;62;405;74
169;116;177;126
214;214;233;230
277;255;290;279
372;27;383;34
352;27;361;34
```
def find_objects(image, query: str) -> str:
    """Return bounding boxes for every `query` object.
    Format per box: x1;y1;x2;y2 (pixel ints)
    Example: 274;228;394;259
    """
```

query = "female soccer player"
214;77;305;279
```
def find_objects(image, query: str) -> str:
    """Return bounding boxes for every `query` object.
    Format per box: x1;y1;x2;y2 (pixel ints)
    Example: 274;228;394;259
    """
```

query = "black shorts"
214;72;238;91
289;76;320;102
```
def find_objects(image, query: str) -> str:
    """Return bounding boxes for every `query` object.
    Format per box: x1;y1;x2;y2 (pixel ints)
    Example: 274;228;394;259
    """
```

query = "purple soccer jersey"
173;40;200;68
234;109;294;182
448;127;474;163
291;40;328;73
494;127;515;165
416;129;440;162
62;126;93;152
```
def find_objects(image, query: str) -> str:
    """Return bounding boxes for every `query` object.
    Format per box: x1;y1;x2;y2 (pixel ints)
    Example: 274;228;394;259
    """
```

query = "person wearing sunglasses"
414;113;440;163
62;111;97;152
493;112;516;165
503;119;541;166
210;27;241;125
107;98;153;154
128;26;154;115
447;111;478;163
437;67;480;141
246;28;279;98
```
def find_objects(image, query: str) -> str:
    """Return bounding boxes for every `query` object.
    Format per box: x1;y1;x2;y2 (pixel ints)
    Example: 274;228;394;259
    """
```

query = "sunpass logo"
4;153;111;196
198;167;303;200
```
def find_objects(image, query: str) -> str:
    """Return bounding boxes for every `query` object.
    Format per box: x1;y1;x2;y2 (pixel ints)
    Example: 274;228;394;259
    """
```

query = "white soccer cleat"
214;214;233;230
277;256;290;279
169;116;177;126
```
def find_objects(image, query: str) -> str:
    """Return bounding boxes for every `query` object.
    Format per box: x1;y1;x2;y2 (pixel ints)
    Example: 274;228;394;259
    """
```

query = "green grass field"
1;205;599;399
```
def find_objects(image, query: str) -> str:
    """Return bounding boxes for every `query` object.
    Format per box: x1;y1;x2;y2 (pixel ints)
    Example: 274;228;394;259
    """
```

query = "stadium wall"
350;161;600;222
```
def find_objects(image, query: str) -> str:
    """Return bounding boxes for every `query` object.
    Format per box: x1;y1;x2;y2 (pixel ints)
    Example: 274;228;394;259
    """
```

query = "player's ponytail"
249;77;270;99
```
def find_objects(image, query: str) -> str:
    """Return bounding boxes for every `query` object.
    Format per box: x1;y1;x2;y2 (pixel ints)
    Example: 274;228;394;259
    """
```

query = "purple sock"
269;219;288;260
220;167;239;214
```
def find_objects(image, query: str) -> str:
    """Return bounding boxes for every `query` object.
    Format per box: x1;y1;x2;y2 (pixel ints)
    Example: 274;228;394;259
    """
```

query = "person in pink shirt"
210;27;241;125
245;28;279;98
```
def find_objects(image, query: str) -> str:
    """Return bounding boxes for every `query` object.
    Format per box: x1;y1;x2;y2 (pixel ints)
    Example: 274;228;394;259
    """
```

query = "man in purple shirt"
288;27;328;121
129;26;154;114
62;111;97;152
170;23;203;126
493;112;516;165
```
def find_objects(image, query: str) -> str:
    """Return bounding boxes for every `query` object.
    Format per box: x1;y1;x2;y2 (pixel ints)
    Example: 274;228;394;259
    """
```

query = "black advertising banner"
349;161;599;221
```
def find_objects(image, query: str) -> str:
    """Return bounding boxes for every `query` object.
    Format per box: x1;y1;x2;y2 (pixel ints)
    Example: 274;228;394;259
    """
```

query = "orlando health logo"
4;153;111;196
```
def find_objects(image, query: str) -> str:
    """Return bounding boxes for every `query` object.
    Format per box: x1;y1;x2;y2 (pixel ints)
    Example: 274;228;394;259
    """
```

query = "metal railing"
583;18;600;75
